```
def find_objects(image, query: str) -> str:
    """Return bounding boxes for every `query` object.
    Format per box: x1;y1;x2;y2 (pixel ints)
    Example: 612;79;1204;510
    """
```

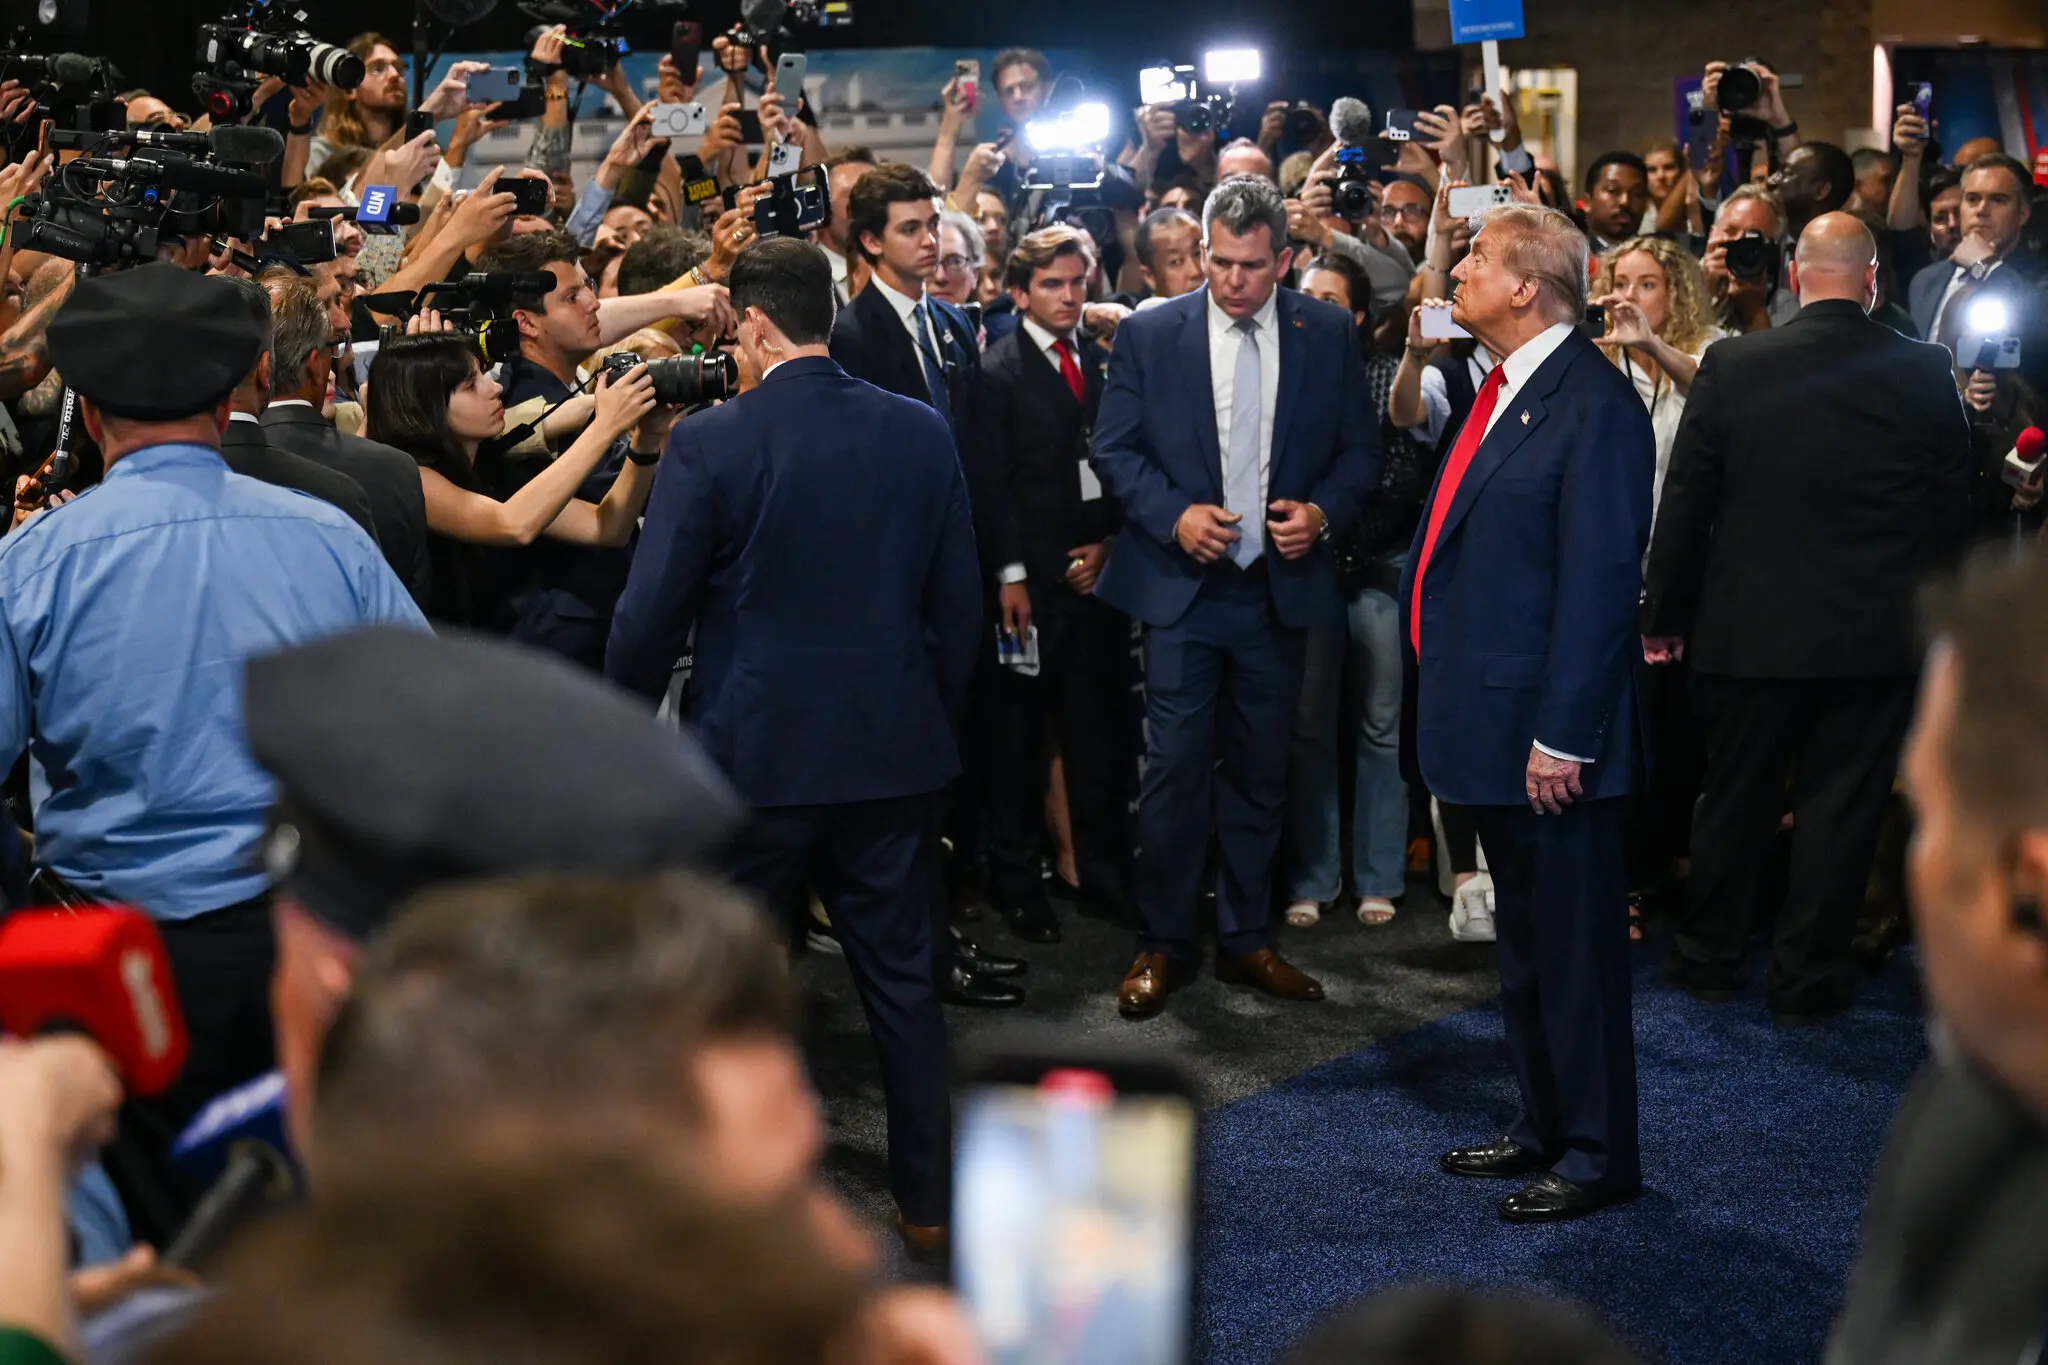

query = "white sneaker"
805;898;844;956
1449;874;1497;943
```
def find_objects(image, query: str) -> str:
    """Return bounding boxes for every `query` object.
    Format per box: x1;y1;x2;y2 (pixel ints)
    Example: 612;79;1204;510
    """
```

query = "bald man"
1643;212;1974;1024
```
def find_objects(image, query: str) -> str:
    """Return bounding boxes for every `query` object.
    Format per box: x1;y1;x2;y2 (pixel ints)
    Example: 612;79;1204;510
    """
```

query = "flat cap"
48;263;263;421
245;626;743;943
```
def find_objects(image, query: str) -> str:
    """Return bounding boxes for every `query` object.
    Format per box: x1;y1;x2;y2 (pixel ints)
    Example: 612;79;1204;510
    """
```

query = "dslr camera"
601;349;737;407
1721;230;1778;287
519;0;694;78
728;0;854;50
396;271;556;363
195;0;362;121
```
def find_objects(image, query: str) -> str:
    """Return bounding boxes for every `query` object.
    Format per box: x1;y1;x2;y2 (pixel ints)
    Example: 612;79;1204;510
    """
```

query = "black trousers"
985;588;1132;912
115;895;278;1243
1679;673;1918;997
1472;798;1639;1196
721;793;950;1226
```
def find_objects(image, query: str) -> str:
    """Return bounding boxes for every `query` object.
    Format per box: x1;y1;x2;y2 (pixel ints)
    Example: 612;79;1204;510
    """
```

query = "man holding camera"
608;236;982;1256
1645;213;1973;1025
1703;184;1799;333
0;265;424;1179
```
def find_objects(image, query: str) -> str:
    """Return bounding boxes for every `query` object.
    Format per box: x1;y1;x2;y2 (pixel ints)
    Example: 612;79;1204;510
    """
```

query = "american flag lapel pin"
1519;410;1530;424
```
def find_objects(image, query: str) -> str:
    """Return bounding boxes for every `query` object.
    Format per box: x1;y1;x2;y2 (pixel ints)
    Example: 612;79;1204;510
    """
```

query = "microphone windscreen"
209;124;286;167
2018;427;2047;462
48;52;102;88
1330;96;1375;147
741;0;787;35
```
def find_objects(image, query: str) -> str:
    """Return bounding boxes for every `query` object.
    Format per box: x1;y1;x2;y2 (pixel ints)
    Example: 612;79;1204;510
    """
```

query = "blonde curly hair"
1590;236;1715;358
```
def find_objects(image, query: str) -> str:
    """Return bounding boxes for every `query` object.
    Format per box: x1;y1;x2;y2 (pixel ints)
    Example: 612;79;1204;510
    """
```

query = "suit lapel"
859;286;924;400
1433;334;1581;549
1268;291;1308;485
1019;330;1081;413
1178;300;1222;497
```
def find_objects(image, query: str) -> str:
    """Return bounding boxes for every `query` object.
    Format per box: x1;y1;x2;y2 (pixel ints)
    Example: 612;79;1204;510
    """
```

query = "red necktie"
1052;337;1085;404
1410;365;1508;654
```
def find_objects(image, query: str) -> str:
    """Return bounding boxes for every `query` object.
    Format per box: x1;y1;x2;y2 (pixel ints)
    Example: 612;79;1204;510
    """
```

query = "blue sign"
1448;0;1525;43
357;185;395;225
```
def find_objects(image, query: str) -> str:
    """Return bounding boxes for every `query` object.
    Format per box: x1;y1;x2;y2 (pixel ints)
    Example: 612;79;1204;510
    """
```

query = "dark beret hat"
244;626;744;943
47;263;263;421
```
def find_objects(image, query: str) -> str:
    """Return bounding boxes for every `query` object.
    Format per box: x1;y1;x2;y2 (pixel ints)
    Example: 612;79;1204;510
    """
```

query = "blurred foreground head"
1284;1285;1645;1365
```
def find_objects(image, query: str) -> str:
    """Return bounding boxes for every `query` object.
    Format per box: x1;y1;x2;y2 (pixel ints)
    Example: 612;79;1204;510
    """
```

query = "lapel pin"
1519;410;1530;425
1292;318;1303;328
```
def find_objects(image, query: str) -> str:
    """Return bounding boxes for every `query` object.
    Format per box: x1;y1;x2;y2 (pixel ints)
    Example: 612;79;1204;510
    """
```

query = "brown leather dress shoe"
896;1218;948;1265
1118;952;1189;1019
1215;948;1325;1001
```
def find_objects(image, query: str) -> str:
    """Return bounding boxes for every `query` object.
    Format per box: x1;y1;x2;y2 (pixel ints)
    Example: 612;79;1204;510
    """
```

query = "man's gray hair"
1478;203;1590;324
1202;174;1289;253
938;207;985;269
1721;183;1787;239
267;277;333;397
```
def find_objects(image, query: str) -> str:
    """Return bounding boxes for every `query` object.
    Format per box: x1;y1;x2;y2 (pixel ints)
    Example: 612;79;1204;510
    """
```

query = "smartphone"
954;1046;1197;1365
405;108;435;140
1417;300;1471;341
1583;303;1609;338
1911;81;1933;122
1383;107;1423;142
506;175;552;217
1446;184;1512;219
954;57;979;112
464;67;524;104
647;101;710;139
735;108;764;144
670;20;702;82
766;140;801;177
774;51;808;100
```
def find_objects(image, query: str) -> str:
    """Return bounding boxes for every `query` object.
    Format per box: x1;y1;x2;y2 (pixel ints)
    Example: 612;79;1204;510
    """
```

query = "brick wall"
1417;0;1879;169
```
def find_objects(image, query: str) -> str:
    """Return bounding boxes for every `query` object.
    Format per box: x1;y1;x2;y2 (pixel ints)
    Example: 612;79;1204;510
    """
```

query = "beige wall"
1873;0;2047;46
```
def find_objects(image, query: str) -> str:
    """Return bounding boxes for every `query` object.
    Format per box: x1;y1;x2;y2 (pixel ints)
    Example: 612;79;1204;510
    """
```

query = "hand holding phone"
1446;184;1511;220
647;102;710;139
1417;300;1471;341
464;68;524;105
1383;108;1424;142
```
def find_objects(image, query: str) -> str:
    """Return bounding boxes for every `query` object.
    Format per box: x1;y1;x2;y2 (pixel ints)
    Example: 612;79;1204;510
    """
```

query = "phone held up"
953;1044;1198;1365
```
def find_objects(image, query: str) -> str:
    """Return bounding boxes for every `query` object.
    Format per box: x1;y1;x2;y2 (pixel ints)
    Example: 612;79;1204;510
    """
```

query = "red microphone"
0;908;188;1097
2002;426;2048;492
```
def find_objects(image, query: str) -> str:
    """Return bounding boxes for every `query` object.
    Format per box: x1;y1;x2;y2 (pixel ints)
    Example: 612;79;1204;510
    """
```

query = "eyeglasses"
1379;203;1430;222
938;254;981;274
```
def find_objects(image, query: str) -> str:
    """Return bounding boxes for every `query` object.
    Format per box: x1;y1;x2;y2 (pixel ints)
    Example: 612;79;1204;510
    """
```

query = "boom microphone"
0;907;188;1097
75;156;268;198
41;51;107;88
1329;96;1375;148
206;124;286;166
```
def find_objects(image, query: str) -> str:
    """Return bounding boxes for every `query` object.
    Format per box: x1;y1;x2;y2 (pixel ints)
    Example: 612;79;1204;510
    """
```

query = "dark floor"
804;876;1500;1232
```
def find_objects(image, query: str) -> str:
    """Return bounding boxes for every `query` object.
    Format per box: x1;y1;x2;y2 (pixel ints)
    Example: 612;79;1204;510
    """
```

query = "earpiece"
2014;896;2045;937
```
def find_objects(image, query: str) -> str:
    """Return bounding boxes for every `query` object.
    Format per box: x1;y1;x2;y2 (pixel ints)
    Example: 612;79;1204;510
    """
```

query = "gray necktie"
1225;317;1264;567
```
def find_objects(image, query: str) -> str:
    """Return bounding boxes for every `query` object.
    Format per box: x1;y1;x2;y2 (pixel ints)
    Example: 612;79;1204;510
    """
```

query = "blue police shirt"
0;444;429;920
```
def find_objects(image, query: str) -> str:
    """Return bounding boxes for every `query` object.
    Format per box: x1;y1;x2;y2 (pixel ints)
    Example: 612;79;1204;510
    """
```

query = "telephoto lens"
302;39;365;90
606;351;738;406
1716;64;1762;113
1283;103;1321;143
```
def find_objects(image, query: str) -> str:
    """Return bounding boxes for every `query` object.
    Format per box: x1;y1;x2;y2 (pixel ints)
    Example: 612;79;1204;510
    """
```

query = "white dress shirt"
266;398;318;411
869;273;942;360
1486;320;1589;765
1206;289;1280;514
996;317;1085;586
821;244;850;307
227;411;260;425
1929;256;2005;350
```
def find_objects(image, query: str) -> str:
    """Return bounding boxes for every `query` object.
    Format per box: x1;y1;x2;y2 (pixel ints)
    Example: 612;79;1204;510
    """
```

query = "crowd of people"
0;23;2042;1365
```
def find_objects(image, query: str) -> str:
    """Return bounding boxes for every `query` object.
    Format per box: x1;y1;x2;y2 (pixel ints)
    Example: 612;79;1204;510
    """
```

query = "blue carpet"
1195;942;1927;1365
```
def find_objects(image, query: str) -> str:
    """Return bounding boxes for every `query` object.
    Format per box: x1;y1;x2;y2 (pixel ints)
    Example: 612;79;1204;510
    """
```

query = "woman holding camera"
365;333;662;632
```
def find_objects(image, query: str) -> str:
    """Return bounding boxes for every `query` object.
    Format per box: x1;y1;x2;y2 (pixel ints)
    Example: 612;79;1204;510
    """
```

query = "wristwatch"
1307;502;1331;541
628;444;663;466
1768;120;1798;138
288;120;315;136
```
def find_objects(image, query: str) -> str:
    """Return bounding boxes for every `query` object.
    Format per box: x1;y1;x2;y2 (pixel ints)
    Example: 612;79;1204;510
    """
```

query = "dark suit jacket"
1087;287;1380;631
1906;243;2048;395
260;403;432;607
605;357;983;808
828;281;979;450
965;326;1118;588
1826;1058;2048;1365
1642;300;1974;678
1398;328;1654;808
220;418;379;546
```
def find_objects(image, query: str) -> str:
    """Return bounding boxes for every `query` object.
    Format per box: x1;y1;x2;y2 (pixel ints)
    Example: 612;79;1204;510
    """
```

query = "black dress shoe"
1662;948;1743;1003
998;900;1061;944
941;961;1025;1008
1768;977;1853;1027
1440;1138;1549;1179
1044;873;1082;905
1499;1173;1616;1223
951;930;1027;978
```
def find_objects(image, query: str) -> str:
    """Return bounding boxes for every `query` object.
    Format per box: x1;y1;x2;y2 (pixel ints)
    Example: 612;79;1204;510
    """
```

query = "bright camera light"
1203;47;1262;85
1139;65;1188;107
1025;102;1111;153
1967;296;2011;335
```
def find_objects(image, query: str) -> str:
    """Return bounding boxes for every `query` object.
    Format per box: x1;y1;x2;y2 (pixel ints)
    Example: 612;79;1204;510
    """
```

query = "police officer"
242;626;742;1161
0;265;424;1213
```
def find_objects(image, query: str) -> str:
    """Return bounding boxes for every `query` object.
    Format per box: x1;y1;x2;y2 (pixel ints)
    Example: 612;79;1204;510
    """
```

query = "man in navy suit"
605;237;983;1255
1403;204;1654;1223
1090;176;1381;1019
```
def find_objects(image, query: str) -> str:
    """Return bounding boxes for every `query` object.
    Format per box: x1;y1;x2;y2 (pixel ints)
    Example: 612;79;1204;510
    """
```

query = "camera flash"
1203;48;1262;85
1966;296;2010;336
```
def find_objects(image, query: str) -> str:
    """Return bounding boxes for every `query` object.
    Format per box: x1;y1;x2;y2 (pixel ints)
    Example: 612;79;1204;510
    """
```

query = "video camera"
751;163;828;238
601;347;736;406
0;34;122;133
194;0;363;123
519;0;692;78
1324;97;1392;220
1138;48;1260;138
728;0;852;51
16;124;282;267
366;270;553;363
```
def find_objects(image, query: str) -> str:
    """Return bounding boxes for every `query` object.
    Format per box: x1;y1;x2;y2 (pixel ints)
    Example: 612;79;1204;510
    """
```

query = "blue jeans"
1285;567;1410;903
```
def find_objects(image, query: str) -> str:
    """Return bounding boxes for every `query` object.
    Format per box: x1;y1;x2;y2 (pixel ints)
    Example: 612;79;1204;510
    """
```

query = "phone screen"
1912;82;1933;121
955;1066;1194;1365
735;108;765;144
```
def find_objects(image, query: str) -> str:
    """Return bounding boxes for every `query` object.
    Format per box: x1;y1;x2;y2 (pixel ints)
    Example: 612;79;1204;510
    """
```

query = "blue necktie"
1225;317;1264;567
913;300;953;427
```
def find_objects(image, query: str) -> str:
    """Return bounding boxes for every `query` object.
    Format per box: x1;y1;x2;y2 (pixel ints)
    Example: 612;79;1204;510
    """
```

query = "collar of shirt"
227;411;260;426
1019;316;1075;357
99;442;227;482
1480;320;1576;442
820;244;847;282
1204;288;1279;344
267;398;317;410
871;273;928;327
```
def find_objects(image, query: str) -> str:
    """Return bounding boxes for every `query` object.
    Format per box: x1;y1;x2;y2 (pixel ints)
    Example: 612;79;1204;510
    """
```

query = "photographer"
1701;60;1803;165
363;332;658;634
564;104;669;252
1702;184;1797;333
1290;138;1418;315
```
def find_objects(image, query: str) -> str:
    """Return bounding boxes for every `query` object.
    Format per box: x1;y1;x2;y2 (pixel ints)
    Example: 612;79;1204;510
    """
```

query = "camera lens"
305;40;365;91
644;353;737;406
1717;65;1761;113
1173;99;1211;135
1723;232;1771;282
1284;105;1320;143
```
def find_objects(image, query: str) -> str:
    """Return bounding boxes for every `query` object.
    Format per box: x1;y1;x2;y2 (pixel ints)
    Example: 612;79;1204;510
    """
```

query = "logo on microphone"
121;947;174;1062
358;185;395;226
